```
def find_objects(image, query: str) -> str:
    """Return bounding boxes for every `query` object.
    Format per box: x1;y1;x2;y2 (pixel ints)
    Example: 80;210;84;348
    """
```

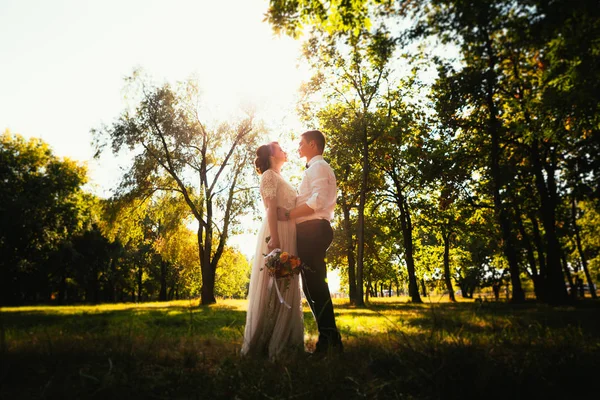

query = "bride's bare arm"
266;196;280;251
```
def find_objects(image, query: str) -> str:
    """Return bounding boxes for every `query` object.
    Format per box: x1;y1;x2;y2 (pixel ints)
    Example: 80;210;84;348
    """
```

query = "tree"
0;130;89;305
418;201;464;303
299;27;397;305
419;0;600;304
100;197;152;302
70;224;112;303
100;194;202;303
141;192;195;301
372;84;431;304
576;201;600;289
94;72;259;304
267;0;372;37
419;0;532;303
322;117;361;303
568;198;598;298
214;246;251;299
362;207;403;300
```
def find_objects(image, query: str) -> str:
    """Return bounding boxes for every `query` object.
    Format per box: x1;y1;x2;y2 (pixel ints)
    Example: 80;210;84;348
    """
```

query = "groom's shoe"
314;331;344;356
306;350;326;361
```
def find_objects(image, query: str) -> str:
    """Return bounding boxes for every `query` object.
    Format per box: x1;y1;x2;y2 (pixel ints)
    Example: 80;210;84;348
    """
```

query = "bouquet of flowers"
262;236;306;291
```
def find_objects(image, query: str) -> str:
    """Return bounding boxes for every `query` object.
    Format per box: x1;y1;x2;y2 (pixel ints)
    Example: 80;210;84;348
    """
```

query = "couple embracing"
241;130;343;359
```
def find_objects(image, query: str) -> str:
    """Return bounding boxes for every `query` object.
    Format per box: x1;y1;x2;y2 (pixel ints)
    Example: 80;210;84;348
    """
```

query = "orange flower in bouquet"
279;252;289;263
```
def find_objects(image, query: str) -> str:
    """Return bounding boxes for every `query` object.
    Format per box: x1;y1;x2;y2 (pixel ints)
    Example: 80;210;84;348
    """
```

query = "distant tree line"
0;130;250;306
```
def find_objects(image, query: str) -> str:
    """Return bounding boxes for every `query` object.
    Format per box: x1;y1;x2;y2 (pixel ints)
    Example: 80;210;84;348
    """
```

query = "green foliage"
411;0;600;303
268;0;600;304
299;24;420;304
0;130;90;305
214;247;250;299
570;200;600;282
1;129;251;305
266;0;377;37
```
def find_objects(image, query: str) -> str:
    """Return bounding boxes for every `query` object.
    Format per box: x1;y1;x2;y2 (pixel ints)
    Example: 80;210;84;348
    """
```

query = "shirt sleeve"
305;162;336;211
260;170;278;203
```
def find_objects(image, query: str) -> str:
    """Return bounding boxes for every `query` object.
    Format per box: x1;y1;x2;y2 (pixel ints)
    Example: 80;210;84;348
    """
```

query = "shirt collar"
306;155;324;168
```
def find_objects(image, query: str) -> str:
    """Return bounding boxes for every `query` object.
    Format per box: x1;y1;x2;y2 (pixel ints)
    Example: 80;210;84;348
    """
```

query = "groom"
278;130;343;354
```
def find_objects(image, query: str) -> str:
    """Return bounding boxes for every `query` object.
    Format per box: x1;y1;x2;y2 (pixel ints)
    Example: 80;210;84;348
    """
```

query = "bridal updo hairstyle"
255;143;273;175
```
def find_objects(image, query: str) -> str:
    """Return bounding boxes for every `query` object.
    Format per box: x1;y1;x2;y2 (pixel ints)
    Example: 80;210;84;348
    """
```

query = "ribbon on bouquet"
300;269;315;308
264;248;292;309
272;276;291;309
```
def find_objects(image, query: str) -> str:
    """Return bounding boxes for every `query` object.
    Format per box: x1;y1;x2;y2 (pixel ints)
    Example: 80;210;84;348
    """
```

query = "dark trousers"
296;219;341;350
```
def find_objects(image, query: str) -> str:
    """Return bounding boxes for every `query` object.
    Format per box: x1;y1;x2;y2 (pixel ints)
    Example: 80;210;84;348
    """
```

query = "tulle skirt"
241;217;304;358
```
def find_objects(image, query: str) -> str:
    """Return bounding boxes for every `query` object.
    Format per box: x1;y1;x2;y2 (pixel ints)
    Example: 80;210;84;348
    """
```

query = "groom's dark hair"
301;130;326;154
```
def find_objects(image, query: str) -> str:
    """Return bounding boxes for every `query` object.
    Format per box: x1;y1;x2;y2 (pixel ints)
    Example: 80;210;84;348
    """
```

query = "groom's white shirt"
296;155;337;224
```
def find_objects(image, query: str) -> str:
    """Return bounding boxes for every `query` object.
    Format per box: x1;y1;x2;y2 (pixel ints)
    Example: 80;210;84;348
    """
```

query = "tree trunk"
492;281;501;301
528;212;548;299
571;197;597;299
355;129;369;307
159;260;168;301
342;202;358;305
90;262;100;304
199;224;216;305
499;205;525;302
442;230;456;302
515;208;544;300
107;257;117;303
529;212;547;273
397;195;422;303
58;273;66;305
463;287;470;299
57;248;68;305
137;263;143;302
530;140;567;304
515;207;538;276
559;248;576;299
483;33;525;303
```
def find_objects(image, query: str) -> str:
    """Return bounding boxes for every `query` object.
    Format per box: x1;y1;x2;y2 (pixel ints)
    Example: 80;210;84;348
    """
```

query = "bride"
241;141;304;358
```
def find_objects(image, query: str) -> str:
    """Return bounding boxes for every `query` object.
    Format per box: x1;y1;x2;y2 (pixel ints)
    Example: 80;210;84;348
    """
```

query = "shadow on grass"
2;300;600;399
2;328;598;399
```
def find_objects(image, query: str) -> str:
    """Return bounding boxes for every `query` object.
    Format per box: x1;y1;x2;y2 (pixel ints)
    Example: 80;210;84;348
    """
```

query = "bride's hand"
276;207;289;221
267;236;280;251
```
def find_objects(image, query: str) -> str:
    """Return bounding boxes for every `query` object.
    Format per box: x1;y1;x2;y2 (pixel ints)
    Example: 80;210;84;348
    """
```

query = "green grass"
1;297;599;399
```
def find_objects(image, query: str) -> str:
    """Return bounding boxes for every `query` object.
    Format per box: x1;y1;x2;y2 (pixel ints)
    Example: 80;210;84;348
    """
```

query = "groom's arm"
277;203;315;221
277;163;335;221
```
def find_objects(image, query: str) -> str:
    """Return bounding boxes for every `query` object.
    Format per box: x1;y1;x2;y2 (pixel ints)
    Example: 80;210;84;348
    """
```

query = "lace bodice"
260;169;297;211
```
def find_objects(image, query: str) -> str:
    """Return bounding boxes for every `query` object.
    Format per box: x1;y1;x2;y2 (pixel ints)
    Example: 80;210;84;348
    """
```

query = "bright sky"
0;0;310;192
0;0;340;291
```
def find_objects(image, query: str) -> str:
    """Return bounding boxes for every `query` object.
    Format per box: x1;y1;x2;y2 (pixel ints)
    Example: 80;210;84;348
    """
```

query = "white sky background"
0;0;342;291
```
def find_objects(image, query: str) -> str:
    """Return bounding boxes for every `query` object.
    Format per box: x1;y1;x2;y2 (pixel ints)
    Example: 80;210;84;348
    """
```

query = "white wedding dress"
241;169;304;358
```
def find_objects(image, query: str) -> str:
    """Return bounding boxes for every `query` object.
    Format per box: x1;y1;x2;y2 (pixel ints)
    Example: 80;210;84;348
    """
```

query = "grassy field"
1;297;599;399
